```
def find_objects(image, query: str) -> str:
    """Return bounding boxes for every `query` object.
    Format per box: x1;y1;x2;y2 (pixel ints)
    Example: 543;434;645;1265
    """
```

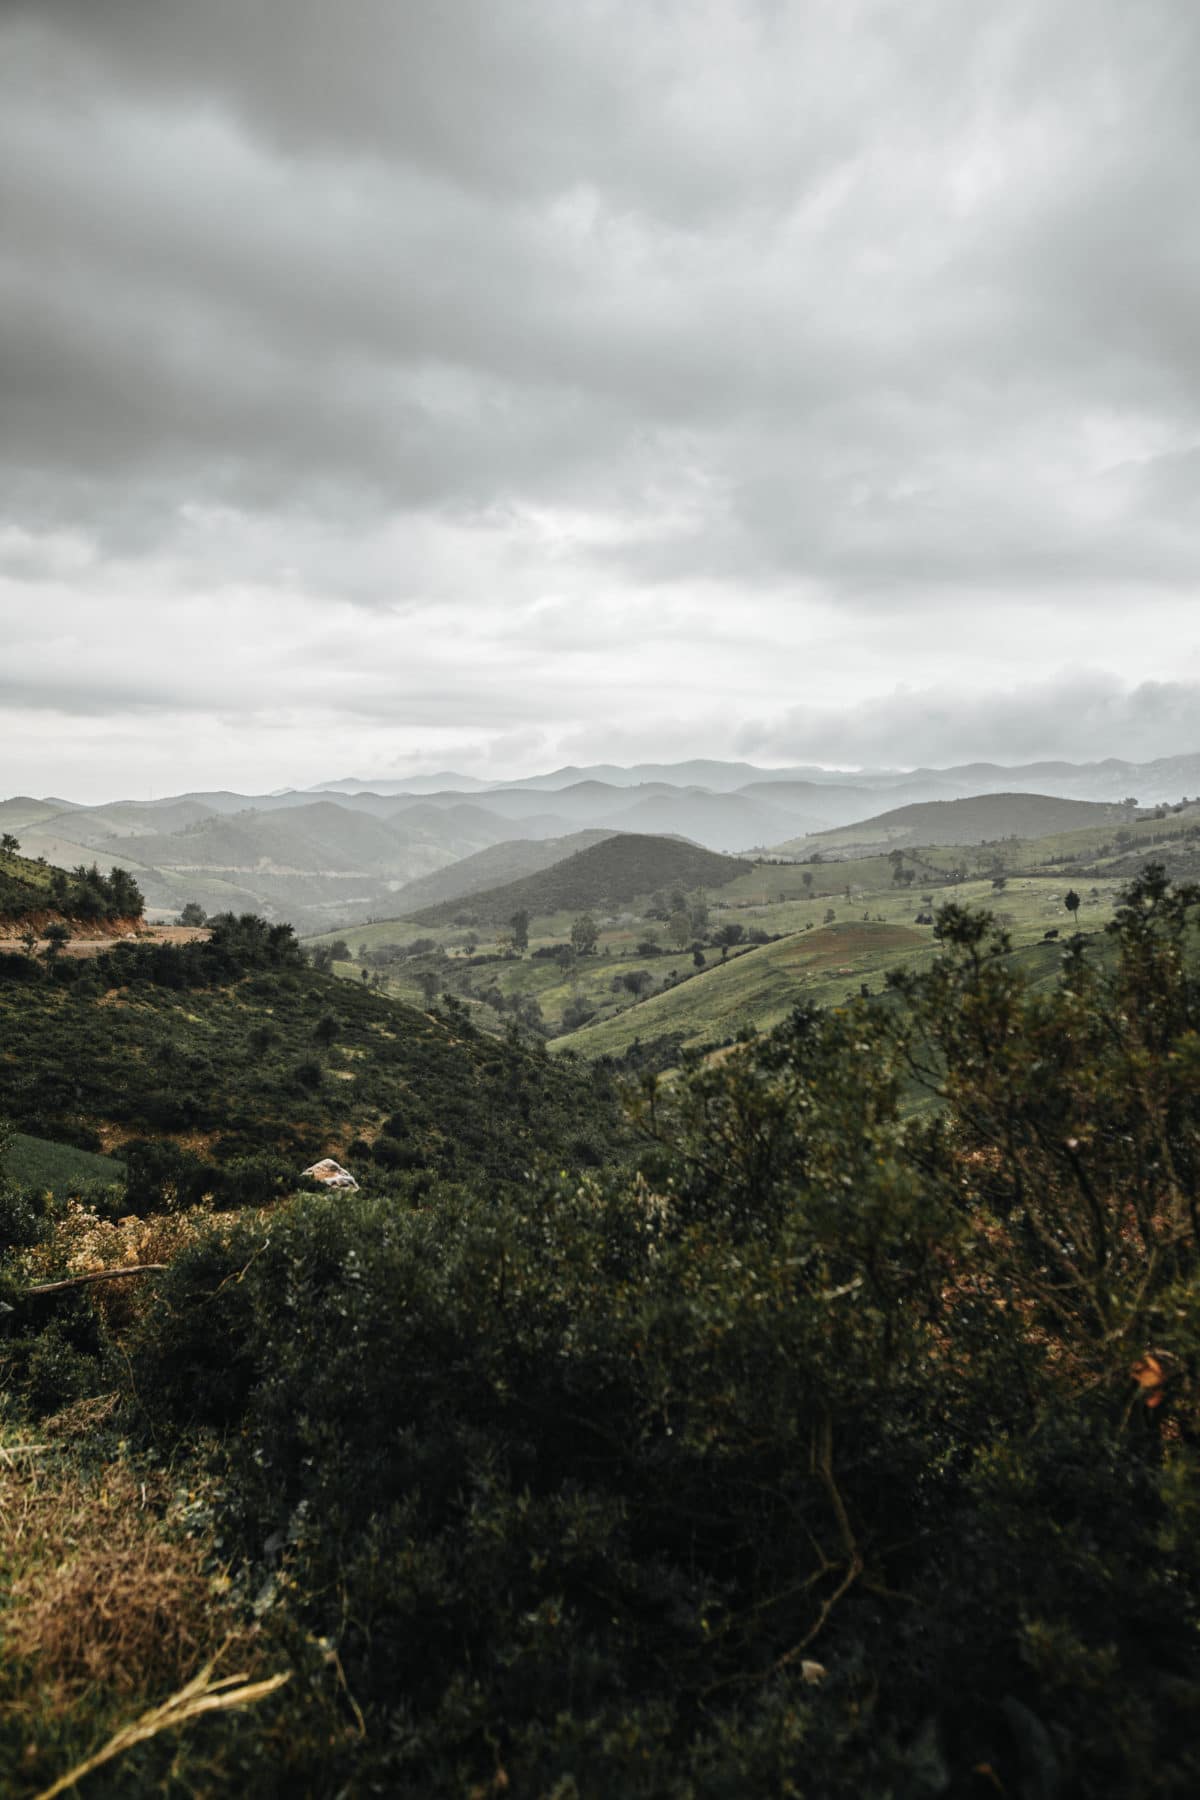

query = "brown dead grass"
1;1452;248;1703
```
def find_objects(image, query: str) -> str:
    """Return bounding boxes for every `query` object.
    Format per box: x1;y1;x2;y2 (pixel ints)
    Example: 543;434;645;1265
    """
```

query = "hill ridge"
407;833;753;926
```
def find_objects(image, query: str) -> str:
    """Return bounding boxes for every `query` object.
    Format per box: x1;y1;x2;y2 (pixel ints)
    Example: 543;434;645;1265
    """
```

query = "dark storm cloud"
0;0;1197;788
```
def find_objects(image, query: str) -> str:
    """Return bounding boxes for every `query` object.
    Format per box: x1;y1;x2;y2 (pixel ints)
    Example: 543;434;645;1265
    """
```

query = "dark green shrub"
119;869;1200;1793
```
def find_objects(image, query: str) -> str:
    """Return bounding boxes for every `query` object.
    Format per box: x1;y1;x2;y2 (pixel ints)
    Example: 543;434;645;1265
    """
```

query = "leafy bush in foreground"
111;866;1200;1794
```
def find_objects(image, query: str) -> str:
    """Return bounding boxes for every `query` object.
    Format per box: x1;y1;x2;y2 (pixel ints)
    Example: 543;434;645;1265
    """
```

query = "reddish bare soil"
0;920;210;959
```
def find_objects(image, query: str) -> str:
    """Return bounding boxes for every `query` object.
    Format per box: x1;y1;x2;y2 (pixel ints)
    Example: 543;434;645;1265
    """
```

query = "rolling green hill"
787;791;1135;854
553;919;935;1057
407;833;752;926
552;871;1123;1059
387;829;616;915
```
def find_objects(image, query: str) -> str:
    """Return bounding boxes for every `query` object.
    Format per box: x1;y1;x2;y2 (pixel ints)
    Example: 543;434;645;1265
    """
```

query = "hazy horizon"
2;2;1198;797
9;742;1200;814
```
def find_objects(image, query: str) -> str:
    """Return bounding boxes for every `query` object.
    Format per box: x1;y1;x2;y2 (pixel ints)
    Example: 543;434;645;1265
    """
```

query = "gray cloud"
0;0;1197;792
737;675;1200;770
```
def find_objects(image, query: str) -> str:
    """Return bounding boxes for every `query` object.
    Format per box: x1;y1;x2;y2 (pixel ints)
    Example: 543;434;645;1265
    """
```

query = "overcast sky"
2;0;1198;800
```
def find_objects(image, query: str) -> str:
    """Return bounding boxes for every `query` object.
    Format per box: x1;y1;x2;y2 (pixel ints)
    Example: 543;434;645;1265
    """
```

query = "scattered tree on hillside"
570;914;599;956
1064;887;1081;921
509;908;530;953
0;833;18;855
42;922;71;961
667;910;691;948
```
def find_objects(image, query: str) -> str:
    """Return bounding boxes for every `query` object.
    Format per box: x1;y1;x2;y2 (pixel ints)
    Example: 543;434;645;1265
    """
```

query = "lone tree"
1064;887;1081;922
509;909;530;954
42;922;71;960
179;901;207;927
0;832;19;855
667;910;692;948
570;914;599;956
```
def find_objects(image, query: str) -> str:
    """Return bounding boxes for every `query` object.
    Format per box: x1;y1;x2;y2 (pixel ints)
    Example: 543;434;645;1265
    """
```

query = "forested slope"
0;913;621;1190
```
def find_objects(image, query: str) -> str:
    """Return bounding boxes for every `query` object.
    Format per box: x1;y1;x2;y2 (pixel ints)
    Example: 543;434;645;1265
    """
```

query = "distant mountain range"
307;753;1200;802
2;751;1195;933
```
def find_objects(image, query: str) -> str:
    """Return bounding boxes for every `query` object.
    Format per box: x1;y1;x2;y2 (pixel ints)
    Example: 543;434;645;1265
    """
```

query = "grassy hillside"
797;790;1135;853
553;920;933;1056
408;833;752;926
0;845;56;915
0;845;144;924
553;872;1121;1057
6;1131;125;1192
0;916;620;1185
387;829;616;914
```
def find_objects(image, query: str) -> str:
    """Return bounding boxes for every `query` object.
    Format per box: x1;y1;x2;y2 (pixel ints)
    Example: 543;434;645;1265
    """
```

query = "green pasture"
6;1131;125;1193
550;920;925;1057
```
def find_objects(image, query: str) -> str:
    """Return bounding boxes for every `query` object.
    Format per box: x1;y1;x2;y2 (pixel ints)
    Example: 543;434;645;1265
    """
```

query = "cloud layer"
1;1;1197;797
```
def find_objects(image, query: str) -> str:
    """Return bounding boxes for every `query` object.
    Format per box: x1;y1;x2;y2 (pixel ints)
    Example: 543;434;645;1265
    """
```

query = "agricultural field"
5;1131;126;1193
553;874;1114;1058
308;845;1128;1056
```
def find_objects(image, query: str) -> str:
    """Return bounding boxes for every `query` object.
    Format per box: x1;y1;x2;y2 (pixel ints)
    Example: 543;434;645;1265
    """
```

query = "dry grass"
1;1451;242;1702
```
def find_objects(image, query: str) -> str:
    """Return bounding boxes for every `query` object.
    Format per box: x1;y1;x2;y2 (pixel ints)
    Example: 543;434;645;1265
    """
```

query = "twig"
33;1651;290;1800
777;1408;863;1664
21;1264;168;1297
